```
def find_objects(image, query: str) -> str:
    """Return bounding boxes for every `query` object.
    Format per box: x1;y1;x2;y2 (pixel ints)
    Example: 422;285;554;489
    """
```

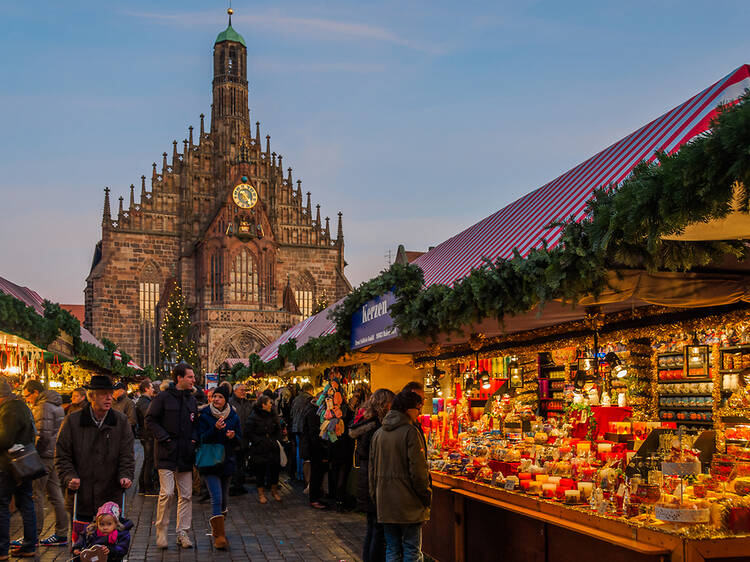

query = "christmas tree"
160;284;200;374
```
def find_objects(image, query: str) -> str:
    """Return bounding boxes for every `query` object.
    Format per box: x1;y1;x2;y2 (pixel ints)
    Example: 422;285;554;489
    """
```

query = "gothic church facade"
84;15;350;371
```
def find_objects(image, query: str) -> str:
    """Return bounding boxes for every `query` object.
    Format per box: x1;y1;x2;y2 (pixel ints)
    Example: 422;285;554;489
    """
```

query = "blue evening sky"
1;0;749;303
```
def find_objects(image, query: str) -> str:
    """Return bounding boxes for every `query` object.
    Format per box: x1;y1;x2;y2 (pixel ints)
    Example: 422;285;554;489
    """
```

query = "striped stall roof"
413;64;750;288
258;299;341;362
0;275;103;349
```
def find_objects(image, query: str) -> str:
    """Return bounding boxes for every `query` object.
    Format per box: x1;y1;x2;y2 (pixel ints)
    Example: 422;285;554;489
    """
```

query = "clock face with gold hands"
232;182;258;209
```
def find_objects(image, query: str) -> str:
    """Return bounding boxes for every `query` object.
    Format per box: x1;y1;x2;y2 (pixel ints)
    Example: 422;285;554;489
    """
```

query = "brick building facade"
84;14;350;371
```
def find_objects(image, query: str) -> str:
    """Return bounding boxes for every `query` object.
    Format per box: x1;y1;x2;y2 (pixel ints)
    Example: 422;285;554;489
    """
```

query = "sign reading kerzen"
351;291;398;350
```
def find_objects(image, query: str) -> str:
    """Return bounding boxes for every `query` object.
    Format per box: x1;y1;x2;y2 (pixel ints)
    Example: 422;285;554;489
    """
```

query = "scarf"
209;402;231;419
96;528;118;544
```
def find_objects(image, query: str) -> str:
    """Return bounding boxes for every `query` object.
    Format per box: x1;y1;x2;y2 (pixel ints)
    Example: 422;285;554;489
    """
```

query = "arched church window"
294;271;315;318
228;47;236;75
139;262;160;367
230;249;258;301
210;251;223;303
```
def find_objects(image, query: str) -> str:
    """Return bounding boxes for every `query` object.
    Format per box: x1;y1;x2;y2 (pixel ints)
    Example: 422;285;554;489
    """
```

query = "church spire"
141;175;147;202
118;196;125;223
129;184;135;210
315;204;321;228
306;191;312;219
211;7;249;141
102;187;111;227
337;211;344;243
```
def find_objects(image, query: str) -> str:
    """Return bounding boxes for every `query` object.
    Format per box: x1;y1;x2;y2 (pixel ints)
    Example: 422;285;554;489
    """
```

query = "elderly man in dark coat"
55;375;134;525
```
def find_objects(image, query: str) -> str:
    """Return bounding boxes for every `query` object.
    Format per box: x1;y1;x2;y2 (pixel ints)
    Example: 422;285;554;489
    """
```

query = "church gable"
85;10;350;370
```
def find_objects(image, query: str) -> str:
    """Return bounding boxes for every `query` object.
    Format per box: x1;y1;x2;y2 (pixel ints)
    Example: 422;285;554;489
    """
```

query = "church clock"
232;178;258;209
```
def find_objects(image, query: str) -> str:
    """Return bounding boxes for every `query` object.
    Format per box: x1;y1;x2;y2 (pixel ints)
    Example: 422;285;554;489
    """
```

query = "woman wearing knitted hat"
196;384;241;549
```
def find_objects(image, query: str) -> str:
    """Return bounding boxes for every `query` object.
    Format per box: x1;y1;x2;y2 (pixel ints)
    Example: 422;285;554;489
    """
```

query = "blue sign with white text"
351;291;398;350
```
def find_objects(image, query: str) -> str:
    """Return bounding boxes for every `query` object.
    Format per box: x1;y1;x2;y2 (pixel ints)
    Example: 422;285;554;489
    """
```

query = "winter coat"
245;404;282;466
0;396;36;473
112;395;137;429
196;406;242;477
328;404;354;465
72;517;133;562
67;398;89;417
30;389;64;458
369;410;431;525
300;399;328;462
145;385;198;472
55;408;135;518
228;397;253;435
290;391;312;434
134;395;152;439
350;416;380;513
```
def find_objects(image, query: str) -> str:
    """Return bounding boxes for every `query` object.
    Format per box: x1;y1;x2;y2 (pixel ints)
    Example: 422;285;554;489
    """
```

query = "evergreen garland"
160;284;200;373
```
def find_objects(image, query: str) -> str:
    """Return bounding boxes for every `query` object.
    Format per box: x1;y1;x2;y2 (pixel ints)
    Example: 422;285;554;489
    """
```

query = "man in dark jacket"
290;383;313;484
55;375;134;527
112;383;137;431
228;383;252;496
0;377;38;559
135;380;156;495
370;390;431;562
145;363;198;549
66;387;88;416
301;395;329;509
22;380;68;547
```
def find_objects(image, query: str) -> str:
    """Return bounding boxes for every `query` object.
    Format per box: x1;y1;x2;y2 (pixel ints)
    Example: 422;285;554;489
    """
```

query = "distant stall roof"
0;276;103;348
258;299;341;362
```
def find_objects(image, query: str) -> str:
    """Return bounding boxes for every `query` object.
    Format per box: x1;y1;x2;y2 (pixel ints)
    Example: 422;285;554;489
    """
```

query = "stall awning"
258;299;341;362
0;275;103;349
413;64;750;288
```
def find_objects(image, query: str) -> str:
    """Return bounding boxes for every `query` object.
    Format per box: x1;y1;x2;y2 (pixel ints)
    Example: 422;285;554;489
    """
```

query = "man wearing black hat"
54;375;135;525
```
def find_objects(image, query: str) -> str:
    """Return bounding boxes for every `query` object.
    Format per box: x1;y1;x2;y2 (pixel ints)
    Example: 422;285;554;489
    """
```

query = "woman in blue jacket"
196;385;241;549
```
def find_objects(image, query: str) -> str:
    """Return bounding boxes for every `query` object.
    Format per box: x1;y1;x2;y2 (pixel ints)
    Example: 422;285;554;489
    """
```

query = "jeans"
128;439;143;502
294;434;304;480
203;475;229;517
363;511;385;562
383;523;423;562
32;457;68;536
253;462;280;488
139;438;156;493
0;469;37;554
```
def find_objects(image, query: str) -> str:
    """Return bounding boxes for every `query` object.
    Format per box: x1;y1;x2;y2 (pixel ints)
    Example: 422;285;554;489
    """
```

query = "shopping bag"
196;442;225;468
278;440;288;468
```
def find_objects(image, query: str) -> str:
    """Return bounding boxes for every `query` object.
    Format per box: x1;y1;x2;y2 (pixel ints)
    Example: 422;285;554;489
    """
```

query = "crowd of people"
0;365;432;562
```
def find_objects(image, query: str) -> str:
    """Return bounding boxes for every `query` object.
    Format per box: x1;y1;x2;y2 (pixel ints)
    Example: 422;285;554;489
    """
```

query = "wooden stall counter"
424;471;750;562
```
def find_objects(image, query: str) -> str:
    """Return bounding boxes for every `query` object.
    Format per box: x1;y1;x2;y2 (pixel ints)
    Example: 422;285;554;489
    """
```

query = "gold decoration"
468;332;486;351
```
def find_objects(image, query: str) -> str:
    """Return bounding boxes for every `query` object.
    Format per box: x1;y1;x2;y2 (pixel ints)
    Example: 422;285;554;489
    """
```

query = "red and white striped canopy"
112;349;141;370
413;64;750;288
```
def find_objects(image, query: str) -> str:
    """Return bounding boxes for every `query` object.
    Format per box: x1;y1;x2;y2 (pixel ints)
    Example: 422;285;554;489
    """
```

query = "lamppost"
162;350;178;377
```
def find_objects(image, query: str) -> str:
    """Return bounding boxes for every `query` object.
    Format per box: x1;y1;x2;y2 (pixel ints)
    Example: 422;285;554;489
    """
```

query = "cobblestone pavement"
10;479;366;561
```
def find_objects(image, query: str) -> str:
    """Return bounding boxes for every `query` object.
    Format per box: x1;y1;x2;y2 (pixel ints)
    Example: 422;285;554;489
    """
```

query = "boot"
156;525;168;549
258;487;268;504
271;485;282;502
209;515;228;550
